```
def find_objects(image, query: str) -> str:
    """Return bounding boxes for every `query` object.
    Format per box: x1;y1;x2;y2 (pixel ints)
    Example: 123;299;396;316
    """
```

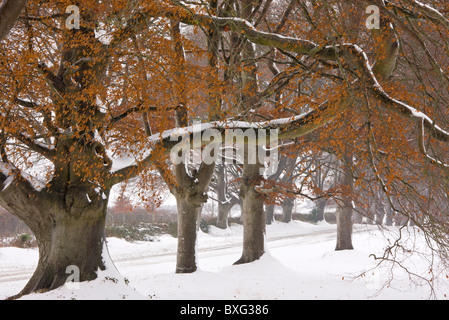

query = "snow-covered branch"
107;2;449;185
0;161;46;193
407;0;449;29
418;118;449;169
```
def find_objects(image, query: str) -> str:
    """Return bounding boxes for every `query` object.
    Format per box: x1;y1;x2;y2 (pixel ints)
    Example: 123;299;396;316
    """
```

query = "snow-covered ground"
1;221;448;300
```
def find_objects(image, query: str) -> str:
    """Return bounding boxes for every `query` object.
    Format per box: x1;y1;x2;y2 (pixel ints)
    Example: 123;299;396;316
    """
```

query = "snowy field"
1;220;448;300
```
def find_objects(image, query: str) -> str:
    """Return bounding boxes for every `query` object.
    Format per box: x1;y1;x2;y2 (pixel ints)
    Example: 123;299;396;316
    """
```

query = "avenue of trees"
1;0;449;298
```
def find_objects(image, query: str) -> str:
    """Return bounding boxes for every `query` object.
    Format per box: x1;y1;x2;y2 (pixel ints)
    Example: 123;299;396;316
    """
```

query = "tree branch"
107;104;157;129
0;0;27;41
105;2;449;188
406;0;449;30
14;133;55;160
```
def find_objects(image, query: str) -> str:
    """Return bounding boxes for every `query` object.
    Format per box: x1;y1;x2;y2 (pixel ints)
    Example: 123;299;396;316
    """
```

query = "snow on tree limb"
5;0;447;189
407;0;449;29
0;161;46;192
106;2;449;184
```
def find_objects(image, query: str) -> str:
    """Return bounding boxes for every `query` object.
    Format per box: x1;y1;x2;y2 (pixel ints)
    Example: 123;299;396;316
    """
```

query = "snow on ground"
1;221;448;300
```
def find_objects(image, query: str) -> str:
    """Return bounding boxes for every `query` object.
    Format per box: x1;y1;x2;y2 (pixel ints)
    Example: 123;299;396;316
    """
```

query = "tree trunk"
385;200;393;226
20;210;107;297
235;162;265;265
281;198;294;223
216;204;229;229
375;205;385;225
335;156;354;251
233;1;266;265
315;198;327;221
168;18;215;274
266;204;275;225
175;195;203;273
335;206;354;251
217;198;238;229
216;164;229;229
170;162;214;274
0;179;112;299
238;198;244;224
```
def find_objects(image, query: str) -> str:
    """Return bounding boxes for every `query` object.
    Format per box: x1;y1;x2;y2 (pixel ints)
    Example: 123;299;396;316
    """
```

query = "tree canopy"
2;0;449;297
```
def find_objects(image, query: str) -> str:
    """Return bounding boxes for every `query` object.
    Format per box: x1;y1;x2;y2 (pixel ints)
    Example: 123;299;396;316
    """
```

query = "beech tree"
210;162;240;229
2;0;449;298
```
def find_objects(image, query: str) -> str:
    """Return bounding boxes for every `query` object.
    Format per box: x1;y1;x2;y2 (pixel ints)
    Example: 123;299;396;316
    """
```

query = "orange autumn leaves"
0;0;448;222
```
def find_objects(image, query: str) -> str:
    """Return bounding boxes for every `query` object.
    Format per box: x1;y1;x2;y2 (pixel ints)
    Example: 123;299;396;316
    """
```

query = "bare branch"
107;104;157;129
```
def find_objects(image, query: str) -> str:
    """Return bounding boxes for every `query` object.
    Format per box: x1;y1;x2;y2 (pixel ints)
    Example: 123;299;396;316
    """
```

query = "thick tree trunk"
0;178;112;299
235;162;265;265
175;195;203;273
171;162;214;274
238;198;244;224
18;210;107;297
233;1;266;265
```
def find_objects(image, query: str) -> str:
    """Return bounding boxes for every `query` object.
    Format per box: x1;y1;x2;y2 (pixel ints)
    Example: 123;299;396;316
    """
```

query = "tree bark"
217;198;238;229
266;204;275;225
315;198;327;221
375;203;385;225
238;198;244;224
235;161;266;265
281;197;294;223
335;156;354;251
175;194;203;273
335;206;354;251
216;164;230;229
19;209;107;297
385;199;393;226
0;172;112;298
0;0;27;41
216;204;229;229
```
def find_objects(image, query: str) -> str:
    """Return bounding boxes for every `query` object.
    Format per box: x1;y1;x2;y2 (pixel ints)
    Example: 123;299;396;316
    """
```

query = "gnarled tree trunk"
21;205;108;296
0;169;112;298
